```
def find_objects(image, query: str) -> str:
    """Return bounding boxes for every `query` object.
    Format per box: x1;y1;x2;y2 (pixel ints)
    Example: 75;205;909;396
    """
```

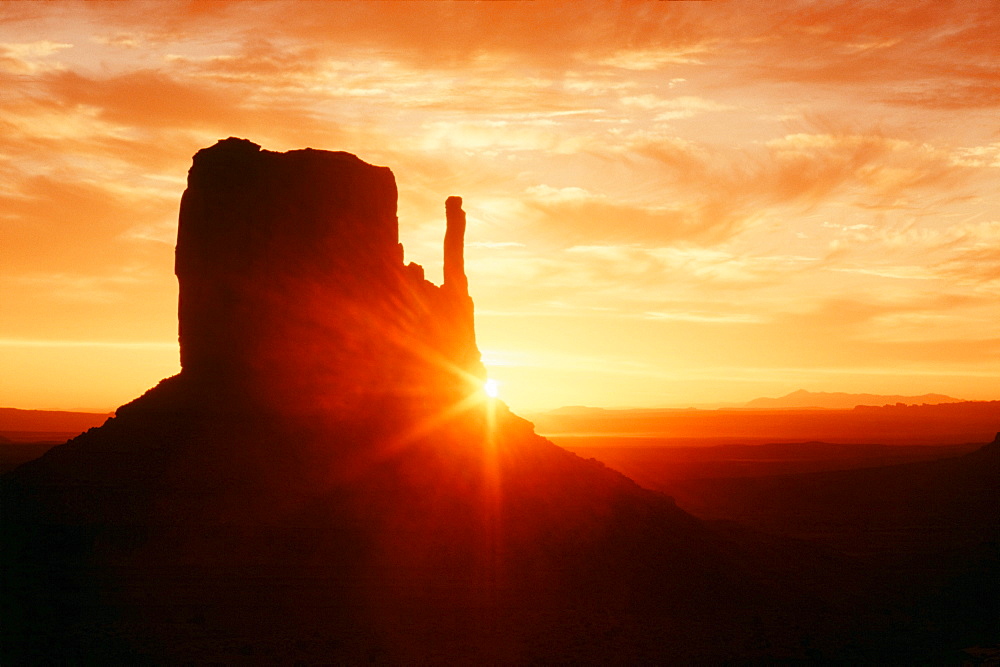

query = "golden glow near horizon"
1;2;999;412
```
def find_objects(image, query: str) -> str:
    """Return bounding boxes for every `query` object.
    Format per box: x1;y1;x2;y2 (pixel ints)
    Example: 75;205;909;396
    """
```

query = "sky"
2;1;999;413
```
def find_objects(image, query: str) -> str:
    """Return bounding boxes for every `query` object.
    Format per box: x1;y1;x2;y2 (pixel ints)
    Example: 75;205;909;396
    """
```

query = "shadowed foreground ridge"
3;140;994;663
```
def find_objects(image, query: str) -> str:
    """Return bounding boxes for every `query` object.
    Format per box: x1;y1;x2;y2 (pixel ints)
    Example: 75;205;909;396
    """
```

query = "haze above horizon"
2;2;999;412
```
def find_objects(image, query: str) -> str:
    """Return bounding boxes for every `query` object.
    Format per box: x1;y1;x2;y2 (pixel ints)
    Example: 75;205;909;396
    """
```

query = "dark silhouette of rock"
2;139;994;664
443;195;468;294
175;138;483;414
657;436;1000;657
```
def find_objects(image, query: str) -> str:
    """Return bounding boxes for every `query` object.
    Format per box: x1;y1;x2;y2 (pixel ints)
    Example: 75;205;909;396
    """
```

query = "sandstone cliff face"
175;138;483;413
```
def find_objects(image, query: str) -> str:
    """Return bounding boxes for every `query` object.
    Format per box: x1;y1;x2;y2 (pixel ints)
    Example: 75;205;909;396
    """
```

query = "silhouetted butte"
6;139;982;663
175;138;483;414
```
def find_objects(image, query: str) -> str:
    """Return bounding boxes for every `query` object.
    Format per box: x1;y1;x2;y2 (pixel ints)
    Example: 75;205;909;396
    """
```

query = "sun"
484;378;500;399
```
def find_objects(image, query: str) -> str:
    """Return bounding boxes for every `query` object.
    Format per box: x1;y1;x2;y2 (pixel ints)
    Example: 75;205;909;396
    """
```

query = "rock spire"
443;196;468;296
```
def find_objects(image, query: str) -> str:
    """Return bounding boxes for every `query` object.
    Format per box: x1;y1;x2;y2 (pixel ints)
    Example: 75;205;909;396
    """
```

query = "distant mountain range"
0;407;111;434
538;390;967;416
743;389;964;410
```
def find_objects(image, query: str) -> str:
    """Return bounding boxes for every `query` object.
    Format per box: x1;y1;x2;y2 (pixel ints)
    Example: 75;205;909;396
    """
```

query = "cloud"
643;310;763;324
563;244;819;290
952;143;1000;168
7;272;150;305
40;68;337;142
824;219;1000;291
768;290;995;347
0;175;174;274
938;244;1000;288
465;239;825;326
45;69;235;129
598;45;711;70
419;120;593;154
763;133;966;206
517;176;763;247
615;129;975;243
41;0;709;75
619;94;734;120
724;0;1000;109
0;40;72;74
10;1;996;109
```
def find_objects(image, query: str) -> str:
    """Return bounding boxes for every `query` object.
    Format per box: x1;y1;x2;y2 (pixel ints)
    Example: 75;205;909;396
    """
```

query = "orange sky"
2;1;999;412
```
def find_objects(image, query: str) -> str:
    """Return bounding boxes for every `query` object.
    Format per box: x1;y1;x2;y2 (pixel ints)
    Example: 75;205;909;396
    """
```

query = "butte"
4;139;847;663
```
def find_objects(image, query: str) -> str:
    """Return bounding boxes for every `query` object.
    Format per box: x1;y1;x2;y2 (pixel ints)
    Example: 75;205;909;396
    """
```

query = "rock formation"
175;138;483;414
4;139;992;664
443;195;468;294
